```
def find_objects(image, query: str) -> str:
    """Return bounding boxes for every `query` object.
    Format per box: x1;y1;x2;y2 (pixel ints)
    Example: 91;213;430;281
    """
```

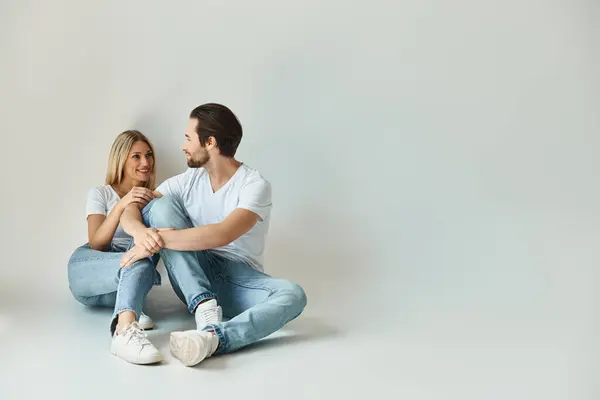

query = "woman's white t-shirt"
85;185;131;251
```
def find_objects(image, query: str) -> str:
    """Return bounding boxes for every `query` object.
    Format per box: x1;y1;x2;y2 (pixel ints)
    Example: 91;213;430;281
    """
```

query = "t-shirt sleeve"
156;170;190;198
238;179;272;221
85;187;107;217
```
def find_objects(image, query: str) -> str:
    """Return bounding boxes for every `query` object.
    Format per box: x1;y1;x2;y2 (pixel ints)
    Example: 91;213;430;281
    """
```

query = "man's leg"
142;195;217;313
169;253;307;365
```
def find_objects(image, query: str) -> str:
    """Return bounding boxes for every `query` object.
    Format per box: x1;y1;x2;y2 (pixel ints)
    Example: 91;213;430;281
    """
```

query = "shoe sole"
170;332;203;367
110;346;163;365
138;321;154;330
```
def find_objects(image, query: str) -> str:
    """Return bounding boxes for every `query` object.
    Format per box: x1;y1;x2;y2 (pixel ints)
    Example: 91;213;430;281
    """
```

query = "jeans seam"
160;254;216;312
69;255;119;264
112;267;126;331
218;275;275;296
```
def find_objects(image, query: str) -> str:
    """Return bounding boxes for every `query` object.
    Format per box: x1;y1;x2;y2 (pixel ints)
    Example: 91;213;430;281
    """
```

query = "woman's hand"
118;187;154;211
120;244;153;267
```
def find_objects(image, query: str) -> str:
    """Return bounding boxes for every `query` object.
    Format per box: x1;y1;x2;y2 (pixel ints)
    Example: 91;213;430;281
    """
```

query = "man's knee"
291;283;307;311
148;195;191;229
278;282;307;315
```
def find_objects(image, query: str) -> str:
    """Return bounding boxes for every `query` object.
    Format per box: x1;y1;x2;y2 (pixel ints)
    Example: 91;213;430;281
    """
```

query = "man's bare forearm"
120;204;147;238
160;225;231;252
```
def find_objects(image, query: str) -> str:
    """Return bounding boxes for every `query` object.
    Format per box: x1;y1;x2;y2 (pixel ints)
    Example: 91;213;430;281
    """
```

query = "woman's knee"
71;291;116;308
126;257;155;274
67;244;92;265
118;258;158;287
71;292;93;306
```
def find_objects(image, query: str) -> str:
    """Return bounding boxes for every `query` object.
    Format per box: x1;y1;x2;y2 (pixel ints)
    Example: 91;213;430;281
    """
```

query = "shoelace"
197;305;221;325
121;322;151;346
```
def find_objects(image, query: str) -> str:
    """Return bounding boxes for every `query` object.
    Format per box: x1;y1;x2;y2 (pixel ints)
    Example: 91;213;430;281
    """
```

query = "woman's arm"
87;204;125;251
86;186;154;251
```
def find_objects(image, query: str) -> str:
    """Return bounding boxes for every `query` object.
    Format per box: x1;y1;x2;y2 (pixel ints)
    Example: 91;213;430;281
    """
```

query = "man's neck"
204;157;243;192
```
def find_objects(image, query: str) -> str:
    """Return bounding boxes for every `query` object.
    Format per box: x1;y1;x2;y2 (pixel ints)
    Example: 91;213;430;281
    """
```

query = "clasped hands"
120;227;173;267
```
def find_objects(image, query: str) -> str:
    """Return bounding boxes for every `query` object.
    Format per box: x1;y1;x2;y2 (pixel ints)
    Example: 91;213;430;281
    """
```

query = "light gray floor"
0;261;596;400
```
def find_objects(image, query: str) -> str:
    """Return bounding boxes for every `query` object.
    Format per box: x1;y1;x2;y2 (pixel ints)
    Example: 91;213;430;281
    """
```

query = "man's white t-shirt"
85;185;131;251
156;164;272;271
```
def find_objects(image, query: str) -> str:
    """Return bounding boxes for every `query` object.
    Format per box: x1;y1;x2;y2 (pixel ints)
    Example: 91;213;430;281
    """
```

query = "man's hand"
133;228;173;253
120;245;153;267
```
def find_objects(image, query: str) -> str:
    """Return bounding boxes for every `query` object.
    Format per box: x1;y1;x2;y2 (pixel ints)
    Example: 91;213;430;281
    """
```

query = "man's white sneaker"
110;322;163;365
138;312;154;330
170;330;219;367
194;299;222;331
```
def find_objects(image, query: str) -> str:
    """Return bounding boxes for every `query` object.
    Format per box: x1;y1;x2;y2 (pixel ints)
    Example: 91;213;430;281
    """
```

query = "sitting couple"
67;103;307;366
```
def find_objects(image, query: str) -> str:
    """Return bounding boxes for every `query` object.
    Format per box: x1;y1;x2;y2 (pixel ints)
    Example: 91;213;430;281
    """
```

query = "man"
119;103;307;366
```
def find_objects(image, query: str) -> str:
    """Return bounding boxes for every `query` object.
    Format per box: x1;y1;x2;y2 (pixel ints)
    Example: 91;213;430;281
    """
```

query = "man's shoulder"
167;167;205;186
239;164;270;186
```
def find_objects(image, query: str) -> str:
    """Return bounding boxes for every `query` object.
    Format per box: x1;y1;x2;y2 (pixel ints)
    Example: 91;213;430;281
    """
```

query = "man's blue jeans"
142;195;307;354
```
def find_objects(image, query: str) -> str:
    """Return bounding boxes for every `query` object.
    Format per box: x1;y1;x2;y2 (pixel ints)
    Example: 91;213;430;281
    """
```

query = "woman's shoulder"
87;185;117;201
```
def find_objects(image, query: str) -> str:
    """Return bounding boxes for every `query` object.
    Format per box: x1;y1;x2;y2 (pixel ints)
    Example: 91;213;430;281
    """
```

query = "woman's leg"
68;244;123;309
109;256;157;334
67;244;156;334
68;244;163;364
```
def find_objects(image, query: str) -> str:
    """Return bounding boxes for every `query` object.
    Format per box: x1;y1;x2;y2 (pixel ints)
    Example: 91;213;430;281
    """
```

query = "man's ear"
206;136;217;149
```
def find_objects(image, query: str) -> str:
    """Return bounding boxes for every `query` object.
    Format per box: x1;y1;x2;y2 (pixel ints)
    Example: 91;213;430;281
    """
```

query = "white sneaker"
138;312;154;330
110;322;163;365
170;330;219;367
194;299;222;331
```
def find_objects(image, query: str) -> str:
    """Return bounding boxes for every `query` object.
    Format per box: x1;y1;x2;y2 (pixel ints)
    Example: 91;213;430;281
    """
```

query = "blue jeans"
67;243;160;334
142;195;307;354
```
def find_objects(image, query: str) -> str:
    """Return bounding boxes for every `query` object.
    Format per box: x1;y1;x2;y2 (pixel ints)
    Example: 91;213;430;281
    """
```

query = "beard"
187;152;210;168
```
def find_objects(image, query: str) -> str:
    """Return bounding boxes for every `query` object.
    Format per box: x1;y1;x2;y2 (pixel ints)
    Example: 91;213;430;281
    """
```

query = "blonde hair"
105;130;156;189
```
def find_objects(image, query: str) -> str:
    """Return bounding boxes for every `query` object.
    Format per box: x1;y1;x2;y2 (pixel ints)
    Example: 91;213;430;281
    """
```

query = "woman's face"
123;140;154;183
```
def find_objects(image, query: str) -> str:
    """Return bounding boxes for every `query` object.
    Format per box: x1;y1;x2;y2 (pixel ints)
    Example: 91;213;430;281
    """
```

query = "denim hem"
188;293;217;314
109;308;136;336
204;323;227;355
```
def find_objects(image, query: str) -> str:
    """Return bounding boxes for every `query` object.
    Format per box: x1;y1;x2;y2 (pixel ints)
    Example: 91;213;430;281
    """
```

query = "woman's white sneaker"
170;330;219;367
111;322;163;365
138;312;154;330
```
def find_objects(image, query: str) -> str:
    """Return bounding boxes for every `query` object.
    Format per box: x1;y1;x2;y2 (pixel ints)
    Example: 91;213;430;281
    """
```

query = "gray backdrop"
0;1;598;398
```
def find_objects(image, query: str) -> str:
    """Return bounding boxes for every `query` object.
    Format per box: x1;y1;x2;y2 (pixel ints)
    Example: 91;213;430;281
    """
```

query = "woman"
68;130;163;365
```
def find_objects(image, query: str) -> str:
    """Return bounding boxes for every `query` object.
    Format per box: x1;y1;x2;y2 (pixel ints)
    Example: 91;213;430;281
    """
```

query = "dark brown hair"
190;103;243;157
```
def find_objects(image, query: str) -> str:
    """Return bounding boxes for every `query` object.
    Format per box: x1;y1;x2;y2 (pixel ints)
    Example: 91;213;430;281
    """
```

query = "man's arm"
162;208;259;251
121;208;259;267
157;177;270;252
120;202;165;253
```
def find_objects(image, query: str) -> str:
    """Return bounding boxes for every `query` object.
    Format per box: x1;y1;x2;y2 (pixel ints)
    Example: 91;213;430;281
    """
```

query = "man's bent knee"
291;283;308;311
148;195;191;229
278;282;307;317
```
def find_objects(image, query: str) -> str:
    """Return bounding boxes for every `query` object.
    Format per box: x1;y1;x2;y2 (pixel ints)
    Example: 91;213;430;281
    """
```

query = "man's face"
183;118;210;168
